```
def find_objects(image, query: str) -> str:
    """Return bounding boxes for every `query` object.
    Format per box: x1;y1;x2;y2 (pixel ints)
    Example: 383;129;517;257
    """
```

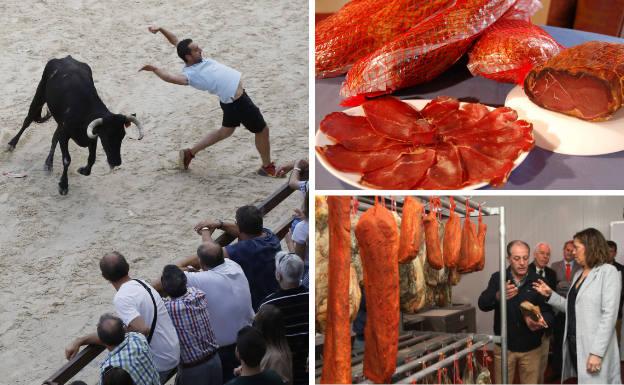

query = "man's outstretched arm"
139;65;188;85
148;26;179;46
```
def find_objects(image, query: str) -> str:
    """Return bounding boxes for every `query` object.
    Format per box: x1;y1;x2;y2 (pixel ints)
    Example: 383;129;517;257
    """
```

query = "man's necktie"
566;263;571;281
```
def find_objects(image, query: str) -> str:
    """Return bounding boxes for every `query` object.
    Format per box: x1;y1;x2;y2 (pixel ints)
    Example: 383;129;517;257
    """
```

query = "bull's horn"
124;115;144;140
87;118;104;139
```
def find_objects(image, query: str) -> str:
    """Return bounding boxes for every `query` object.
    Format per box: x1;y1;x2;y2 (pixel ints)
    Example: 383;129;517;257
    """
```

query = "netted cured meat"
524;41;624;121
443;197;461;268
340;0;516;100
315;0;455;78
398;197;424;264
500;0;542;21
355;198;399;384
468;19;563;83
424;198;444;270
316;96;534;189
321;197;352;384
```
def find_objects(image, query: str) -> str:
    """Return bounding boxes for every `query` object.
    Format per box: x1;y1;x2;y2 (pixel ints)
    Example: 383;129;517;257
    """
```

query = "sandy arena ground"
0;0;308;383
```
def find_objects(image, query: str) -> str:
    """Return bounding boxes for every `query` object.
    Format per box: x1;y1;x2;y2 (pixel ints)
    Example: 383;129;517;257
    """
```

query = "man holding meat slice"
478;240;555;384
140;26;280;177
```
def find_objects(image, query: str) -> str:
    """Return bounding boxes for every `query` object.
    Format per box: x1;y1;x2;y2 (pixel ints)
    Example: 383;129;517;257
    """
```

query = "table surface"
315;26;624;190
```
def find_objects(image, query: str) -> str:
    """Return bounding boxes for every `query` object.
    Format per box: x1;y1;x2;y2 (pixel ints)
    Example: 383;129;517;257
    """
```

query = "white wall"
452;196;624;334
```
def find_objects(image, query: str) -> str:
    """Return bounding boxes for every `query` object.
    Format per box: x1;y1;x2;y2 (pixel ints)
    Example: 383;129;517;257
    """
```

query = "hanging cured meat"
340;0;516;100
424;198;444;270
315;0;455;78
467;19;563;84
399;246;428;313
475;206;487;271
355;198;400;384
398;197;424;263
316;197;361;333
524;41;624;121
321;196;352;384
316;96;534;189
443;197;461;268
458;201;481;273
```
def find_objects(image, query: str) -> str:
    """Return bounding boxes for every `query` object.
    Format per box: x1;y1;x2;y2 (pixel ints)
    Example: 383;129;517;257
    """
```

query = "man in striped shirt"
97;313;160;385
161;265;222;385
258;252;309;385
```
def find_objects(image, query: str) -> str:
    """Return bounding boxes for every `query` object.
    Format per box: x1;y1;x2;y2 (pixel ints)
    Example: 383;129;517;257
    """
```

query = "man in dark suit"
528;242;557;383
607;240;624;346
550;240;581;379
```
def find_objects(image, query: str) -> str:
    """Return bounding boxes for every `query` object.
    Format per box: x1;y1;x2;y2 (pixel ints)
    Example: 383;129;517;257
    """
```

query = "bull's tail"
8;64;52;150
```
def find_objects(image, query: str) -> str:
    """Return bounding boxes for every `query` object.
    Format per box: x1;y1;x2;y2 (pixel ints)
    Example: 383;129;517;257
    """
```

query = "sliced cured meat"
423;199;444;270
419;144;464;189
355;198;400;384
319;112;401;151
340;0;516;98
362;96;436;144
466;139;532;161
467;19;563;83
446;119;533;144
421;96;460;122
464;107;518;133
316;144;408;173
321;197;352;384
457;145;515;187
524;41;624;121
361;149;435;189
398;197;424;264
437;103;490;134
443;197;461;268
315;0;455;78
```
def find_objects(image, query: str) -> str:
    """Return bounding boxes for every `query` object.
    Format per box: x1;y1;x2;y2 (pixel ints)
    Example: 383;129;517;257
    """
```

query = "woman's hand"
532;279;552;298
586;354;602;374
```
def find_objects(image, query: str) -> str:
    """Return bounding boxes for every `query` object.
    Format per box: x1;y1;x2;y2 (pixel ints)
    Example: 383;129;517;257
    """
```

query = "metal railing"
43;182;297;385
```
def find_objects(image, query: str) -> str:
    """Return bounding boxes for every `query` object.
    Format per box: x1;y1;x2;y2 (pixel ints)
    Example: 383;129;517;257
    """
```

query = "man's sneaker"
179;149;194;170
257;162;284;178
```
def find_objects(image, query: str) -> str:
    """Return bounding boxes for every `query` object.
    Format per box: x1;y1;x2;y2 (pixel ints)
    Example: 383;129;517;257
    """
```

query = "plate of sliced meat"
315;96;533;190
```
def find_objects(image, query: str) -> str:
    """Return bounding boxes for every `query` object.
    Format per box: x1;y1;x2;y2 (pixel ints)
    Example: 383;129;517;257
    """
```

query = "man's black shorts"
220;91;266;133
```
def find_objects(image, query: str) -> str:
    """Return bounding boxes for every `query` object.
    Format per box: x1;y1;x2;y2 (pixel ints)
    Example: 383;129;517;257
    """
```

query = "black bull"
7;56;143;195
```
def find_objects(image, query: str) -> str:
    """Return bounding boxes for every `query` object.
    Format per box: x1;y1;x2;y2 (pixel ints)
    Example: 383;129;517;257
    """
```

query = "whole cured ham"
316;96;534;189
315;0;455;78
524;41;624;121
458;201;480;273
340;0;516;99
467;19;563;83
443;197;461;268
476;206;487;271
355;198;399;384
321;197;353;384
398;197;424;263
424;198;444;270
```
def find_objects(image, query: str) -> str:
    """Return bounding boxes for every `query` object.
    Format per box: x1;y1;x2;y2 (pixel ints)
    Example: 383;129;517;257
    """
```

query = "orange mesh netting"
315;0;454;78
340;0;516;101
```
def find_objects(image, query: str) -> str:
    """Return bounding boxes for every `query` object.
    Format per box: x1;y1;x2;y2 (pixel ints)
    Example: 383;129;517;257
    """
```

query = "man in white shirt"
65;252;180;384
140;26;280;177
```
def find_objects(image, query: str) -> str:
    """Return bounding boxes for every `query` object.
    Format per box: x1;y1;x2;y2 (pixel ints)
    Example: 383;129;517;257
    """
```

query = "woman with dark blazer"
534;228;622;383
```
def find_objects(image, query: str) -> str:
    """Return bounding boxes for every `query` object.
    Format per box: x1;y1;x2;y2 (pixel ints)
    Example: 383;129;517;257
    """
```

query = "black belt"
181;350;217;369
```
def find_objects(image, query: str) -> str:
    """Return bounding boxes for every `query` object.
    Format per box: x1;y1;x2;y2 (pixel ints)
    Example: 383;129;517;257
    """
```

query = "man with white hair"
529;242;557;383
258;251;309;385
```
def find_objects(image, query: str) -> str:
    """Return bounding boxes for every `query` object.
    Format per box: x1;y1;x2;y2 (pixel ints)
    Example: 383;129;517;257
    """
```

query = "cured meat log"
315;0;455;78
340;0;516;99
424;198;444;270
467;19;563;83
321;196;352;384
524;41;624;121
315;197;361;333
476;206;487;271
355;198;399;384
398;196;424;263
443;197;461;268
458;201;480;273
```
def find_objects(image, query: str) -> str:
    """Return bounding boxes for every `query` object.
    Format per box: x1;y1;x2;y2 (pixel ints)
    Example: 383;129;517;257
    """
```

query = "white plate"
315;99;530;190
505;85;624;155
